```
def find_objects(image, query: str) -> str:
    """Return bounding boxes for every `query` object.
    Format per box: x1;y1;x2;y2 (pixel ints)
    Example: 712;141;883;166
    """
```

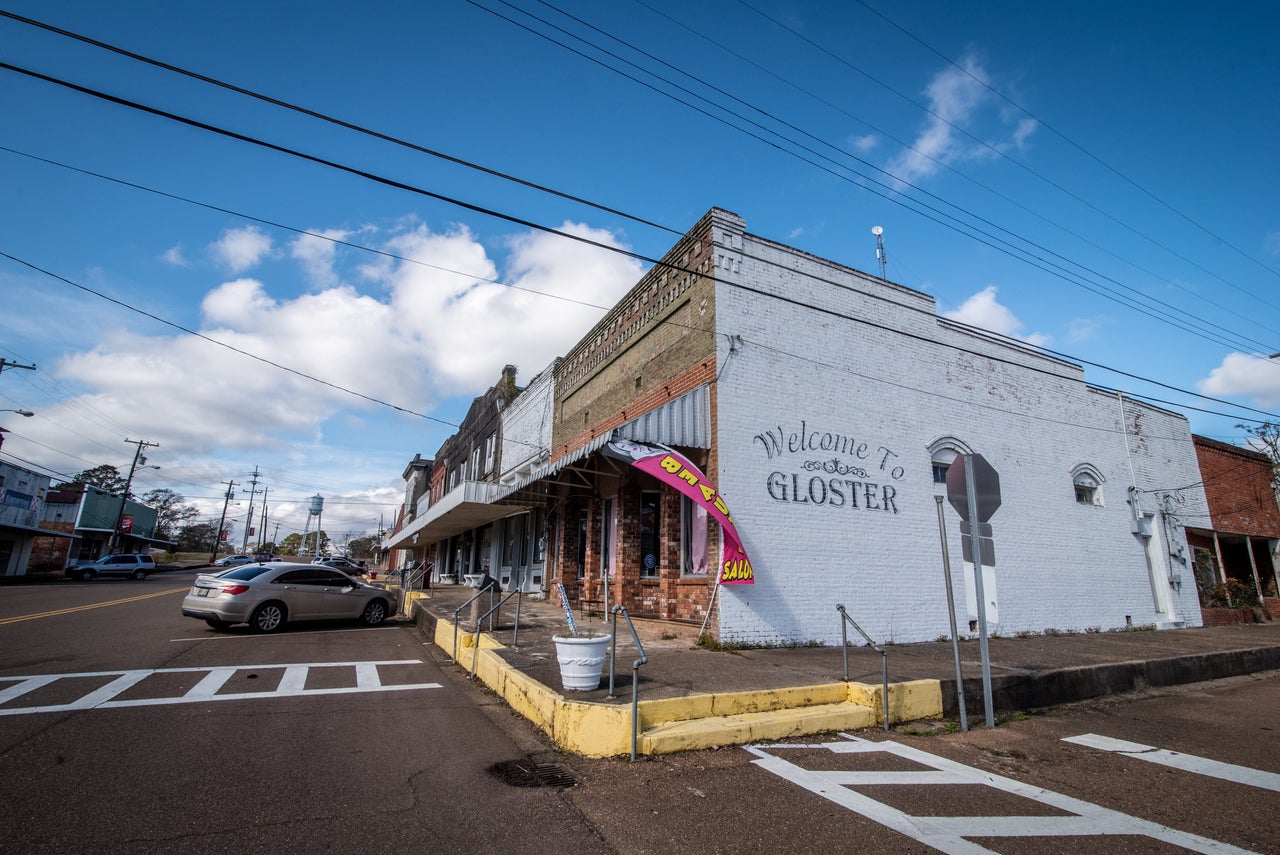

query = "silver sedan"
181;563;397;633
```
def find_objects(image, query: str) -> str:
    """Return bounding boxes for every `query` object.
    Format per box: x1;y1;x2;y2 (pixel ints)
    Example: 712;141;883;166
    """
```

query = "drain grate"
488;758;577;788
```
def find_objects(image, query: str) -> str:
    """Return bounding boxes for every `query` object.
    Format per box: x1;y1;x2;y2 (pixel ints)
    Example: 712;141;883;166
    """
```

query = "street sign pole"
933;495;969;732
964;455;996;728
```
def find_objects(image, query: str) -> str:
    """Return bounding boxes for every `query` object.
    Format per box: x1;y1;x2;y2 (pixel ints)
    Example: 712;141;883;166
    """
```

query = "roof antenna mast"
872;226;887;279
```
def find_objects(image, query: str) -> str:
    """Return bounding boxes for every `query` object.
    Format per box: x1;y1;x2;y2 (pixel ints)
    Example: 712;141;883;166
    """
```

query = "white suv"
66;554;156;581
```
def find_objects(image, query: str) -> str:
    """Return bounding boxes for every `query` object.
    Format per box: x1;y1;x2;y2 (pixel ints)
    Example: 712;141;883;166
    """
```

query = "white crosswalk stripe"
0;660;440;715
1064;733;1280;792
748;734;1259;855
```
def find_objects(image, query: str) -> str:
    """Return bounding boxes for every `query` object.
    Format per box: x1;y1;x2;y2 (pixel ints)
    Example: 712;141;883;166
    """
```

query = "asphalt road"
0;569;606;854
3;571;1278;854
568;672;1280;854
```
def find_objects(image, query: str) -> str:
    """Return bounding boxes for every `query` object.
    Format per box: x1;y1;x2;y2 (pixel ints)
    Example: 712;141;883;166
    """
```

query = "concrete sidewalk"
405;583;1280;757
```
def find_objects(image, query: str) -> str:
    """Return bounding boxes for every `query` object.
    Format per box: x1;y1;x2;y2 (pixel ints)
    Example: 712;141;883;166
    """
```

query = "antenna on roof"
871;226;887;279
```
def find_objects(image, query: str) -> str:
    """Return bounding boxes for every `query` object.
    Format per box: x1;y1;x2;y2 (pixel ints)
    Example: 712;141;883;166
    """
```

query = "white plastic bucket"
552;635;610;691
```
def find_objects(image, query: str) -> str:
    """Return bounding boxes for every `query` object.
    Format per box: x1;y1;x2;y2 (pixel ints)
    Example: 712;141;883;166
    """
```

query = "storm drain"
488;758;577;788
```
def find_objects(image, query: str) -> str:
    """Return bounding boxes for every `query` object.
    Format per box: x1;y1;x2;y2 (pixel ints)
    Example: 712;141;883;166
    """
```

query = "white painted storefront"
704;209;1206;645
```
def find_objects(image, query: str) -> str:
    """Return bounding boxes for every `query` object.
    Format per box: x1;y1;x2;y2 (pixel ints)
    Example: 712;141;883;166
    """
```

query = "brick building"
1187;435;1280;608
389;207;1217;645
386;364;554;594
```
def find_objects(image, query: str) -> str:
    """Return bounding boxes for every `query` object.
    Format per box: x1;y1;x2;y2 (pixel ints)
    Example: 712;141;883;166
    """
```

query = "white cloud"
40;220;645;473
1065;316;1108;344
1198;353;1280;408
1265;231;1280;257
849;134;878;153
291;229;350;288
380;221;644;395
885;54;1037;187
160;245;188;267
944;285;1048;346
212;226;273;273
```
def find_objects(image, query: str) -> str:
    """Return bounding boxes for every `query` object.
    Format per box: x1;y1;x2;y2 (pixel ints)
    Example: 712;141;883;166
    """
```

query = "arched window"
1071;463;1105;506
927;436;973;486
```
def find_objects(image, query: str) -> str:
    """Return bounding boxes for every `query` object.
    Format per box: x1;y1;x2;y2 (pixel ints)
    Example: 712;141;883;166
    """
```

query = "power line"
849;0;1280;293
626;0;1280;335
462;0;1274;354
1;48;1275;435
736;0;1280;313
5;9;1272;355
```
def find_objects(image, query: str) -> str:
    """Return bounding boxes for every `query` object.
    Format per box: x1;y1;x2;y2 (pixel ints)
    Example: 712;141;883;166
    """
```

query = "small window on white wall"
927;436;972;488
1071;464;1105;506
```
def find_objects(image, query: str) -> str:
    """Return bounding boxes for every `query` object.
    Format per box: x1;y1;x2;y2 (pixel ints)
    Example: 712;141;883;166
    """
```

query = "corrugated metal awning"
387;385;713;548
494;432;614;503
615;384;710;448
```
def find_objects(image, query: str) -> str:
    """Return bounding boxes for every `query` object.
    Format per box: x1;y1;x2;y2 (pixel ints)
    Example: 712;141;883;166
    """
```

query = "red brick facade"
542;212;723;626
1193;435;1280;537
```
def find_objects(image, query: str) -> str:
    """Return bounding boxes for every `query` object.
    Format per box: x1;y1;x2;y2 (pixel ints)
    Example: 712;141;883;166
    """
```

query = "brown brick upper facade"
552;213;718;459
1193;434;1280;538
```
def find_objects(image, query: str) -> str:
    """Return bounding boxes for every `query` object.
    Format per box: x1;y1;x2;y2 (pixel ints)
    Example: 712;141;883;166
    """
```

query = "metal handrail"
396;562;431;616
468;589;524;679
448;588;491;664
836;604;889;732
607;605;648;761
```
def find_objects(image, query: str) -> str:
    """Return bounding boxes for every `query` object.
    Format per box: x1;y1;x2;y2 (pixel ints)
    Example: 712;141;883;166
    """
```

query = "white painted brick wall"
709;215;1208;645
500;359;557;481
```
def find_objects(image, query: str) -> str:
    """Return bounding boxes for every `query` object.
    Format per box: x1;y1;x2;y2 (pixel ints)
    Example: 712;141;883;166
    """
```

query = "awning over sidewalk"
383;480;530;550
385;385;712;551
494;385;713;505
4;522;76;538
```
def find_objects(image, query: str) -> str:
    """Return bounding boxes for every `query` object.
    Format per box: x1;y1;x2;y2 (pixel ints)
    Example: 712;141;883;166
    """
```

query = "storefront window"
681;495;708;575
502;518;516;565
601;497;614;578
576;509;587;580
640;491;660;577
531;509;545;563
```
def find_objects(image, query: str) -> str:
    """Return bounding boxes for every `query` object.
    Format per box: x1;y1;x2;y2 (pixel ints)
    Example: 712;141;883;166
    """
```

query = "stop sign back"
946;453;1002;522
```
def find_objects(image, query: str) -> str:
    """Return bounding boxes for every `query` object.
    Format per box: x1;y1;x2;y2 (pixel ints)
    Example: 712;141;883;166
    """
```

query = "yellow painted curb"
420;603;944;758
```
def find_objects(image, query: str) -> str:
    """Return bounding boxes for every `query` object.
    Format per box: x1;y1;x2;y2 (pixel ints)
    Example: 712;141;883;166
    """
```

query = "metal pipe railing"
607;605;648;761
396;562;431;616
469;589;523;679
448;588;490;664
836;604;889;732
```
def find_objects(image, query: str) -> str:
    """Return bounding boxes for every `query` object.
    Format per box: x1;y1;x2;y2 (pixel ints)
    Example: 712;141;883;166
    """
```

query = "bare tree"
1238;421;1280;493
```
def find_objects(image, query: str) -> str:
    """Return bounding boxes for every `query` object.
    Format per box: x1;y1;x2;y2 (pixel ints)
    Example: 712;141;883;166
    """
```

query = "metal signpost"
933;495;969;732
945;453;1002;729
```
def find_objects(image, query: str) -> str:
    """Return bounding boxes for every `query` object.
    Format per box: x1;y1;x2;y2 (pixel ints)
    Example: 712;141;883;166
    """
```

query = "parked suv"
320;556;365;573
66;553;156;581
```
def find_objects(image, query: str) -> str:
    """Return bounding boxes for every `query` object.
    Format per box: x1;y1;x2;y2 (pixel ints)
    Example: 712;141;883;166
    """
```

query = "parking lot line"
1064;733;1280;793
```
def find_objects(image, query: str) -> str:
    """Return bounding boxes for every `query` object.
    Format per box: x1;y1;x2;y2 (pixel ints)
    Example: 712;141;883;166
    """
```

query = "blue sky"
1;0;1277;546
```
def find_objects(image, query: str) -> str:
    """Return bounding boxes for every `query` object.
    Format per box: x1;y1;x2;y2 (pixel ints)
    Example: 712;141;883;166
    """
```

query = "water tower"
299;494;324;560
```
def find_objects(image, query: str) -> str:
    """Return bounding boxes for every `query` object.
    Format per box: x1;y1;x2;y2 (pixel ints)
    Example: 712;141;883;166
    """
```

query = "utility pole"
210;480;236;564
240;466;261;552
259;487;269;550
0;358;37;377
110;438;159;553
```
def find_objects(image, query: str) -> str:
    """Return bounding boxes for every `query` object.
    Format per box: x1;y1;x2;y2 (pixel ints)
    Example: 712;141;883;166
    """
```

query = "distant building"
31;483;166;569
388;208;1215;645
0;461;71;576
1187;435;1280;611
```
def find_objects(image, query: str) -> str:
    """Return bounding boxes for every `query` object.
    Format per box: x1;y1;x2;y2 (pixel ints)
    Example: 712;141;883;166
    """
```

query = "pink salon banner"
604;439;754;585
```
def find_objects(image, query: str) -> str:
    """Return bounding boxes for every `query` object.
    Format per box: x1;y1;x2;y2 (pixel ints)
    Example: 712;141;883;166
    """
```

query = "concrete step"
638;701;879;755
